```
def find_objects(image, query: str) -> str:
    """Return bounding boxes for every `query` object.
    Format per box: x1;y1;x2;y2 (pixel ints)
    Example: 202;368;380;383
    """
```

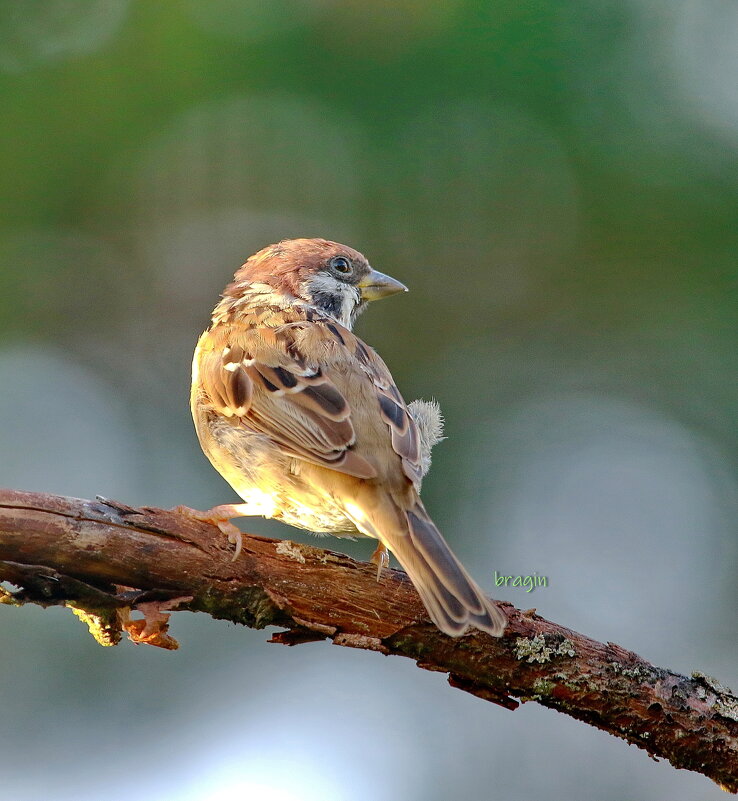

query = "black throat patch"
312;290;344;321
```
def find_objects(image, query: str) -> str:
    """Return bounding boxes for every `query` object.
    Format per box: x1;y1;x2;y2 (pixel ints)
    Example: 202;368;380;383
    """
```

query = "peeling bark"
0;489;736;791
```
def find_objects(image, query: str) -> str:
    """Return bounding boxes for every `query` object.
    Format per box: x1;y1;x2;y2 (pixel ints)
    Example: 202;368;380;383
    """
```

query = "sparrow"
184;238;506;637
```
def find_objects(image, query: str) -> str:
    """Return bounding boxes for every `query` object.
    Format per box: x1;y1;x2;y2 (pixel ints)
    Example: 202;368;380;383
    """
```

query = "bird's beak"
358;269;408;301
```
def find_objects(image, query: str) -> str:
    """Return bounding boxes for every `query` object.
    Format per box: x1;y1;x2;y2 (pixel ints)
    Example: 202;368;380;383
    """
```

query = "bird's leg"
172;503;255;561
370;541;390;581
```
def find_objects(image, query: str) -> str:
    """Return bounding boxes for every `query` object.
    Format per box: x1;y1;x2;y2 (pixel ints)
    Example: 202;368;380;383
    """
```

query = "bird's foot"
370;542;390;581
172;504;244;561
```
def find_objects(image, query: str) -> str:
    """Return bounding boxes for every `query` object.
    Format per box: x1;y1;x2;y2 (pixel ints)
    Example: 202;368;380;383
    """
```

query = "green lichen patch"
692;671;735;696
531;677;555;699
714;695;738;723
515;634;576;664
611;663;657;681
693;672;738;722
197;585;285;629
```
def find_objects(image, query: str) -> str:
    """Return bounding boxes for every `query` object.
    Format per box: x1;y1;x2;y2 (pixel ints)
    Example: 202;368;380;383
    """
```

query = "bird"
182;238;506;637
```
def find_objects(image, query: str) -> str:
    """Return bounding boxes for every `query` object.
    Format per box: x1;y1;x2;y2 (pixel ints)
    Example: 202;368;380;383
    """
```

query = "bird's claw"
172;504;243;561
370;542;390;581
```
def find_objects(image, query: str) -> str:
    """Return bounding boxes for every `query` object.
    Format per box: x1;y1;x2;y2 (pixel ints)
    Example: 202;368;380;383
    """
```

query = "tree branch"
0;488;736;791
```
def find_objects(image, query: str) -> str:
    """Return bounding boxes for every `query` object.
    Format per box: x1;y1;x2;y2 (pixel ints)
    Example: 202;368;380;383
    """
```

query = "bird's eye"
330;256;352;274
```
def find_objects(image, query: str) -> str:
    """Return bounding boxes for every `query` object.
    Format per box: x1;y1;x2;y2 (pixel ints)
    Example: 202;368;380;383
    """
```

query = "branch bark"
0;488;736;791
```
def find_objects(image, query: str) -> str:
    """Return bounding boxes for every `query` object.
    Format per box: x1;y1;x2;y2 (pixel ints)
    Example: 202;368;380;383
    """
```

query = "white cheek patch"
304;274;360;329
305;274;336;293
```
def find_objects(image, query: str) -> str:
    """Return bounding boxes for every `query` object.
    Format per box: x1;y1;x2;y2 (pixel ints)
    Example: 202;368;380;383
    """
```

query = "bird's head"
217;238;407;329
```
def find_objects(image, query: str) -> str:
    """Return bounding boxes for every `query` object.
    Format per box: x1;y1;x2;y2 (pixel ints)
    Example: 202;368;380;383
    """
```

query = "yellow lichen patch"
66;603;122;647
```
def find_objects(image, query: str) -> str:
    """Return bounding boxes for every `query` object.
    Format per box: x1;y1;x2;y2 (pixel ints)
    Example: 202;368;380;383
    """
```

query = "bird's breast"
195;406;362;536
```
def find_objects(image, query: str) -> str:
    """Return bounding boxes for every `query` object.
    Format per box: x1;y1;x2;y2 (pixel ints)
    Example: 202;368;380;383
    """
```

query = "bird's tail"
347;491;506;638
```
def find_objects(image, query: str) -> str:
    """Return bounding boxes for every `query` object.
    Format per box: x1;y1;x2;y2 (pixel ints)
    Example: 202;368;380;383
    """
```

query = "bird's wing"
339;327;423;485
197;320;422;482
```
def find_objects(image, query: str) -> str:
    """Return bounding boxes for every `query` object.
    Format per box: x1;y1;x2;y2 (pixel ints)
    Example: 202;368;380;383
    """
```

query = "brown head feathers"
224;238;371;300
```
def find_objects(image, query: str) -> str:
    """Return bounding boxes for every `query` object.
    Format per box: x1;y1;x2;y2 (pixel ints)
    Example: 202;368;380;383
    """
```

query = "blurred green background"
1;2;736;799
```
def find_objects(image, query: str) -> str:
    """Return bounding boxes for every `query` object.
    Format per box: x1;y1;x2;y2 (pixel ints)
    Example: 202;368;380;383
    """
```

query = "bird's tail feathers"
347;493;506;638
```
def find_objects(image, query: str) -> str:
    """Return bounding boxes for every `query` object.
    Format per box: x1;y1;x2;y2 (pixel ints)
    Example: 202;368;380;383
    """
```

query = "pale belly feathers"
198;412;364;537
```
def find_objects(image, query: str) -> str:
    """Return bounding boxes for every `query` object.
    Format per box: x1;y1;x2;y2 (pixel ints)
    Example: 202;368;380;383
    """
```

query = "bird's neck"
212;283;360;331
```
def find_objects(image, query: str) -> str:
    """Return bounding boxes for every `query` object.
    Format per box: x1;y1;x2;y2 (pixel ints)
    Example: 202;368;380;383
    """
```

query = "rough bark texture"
0;488;736;791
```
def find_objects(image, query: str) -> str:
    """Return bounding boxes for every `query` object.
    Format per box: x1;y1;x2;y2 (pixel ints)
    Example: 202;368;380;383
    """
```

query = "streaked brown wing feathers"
199;323;377;479
349;335;423;483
